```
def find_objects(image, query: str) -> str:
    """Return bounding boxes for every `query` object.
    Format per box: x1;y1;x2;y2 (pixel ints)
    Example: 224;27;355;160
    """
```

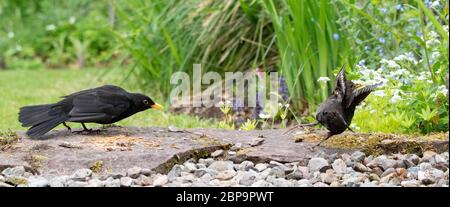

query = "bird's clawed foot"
311;132;333;149
72;123;102;134
63;122;72;132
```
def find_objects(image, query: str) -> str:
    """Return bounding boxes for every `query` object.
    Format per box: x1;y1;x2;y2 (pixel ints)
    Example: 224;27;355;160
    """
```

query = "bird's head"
132;94;163;111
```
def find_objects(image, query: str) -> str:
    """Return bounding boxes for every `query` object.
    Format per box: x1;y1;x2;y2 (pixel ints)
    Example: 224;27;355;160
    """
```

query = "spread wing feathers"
333;65;347;99
68;92;131;123
345;82;382;109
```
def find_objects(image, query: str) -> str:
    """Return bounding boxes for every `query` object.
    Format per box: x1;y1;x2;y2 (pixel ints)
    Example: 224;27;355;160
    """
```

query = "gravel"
1;150;448;187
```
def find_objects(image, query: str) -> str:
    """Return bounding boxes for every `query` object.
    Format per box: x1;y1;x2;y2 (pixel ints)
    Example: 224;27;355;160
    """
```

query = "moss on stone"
0;130;20;150
90;160;104;173
295;131;449;156
6;176;28;186
23;154;47;169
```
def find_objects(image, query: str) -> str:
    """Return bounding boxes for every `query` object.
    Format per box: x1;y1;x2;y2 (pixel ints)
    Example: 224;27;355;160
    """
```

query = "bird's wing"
61;85;126;98
333;65;347;99
68;91;131;122
345;82;382;109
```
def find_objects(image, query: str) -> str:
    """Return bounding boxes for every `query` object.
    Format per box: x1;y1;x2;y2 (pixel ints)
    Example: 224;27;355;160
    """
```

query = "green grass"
0;68;219;131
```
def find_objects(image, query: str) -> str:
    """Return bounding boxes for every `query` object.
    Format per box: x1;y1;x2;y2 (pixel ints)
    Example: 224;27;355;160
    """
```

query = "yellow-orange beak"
151;103;163;110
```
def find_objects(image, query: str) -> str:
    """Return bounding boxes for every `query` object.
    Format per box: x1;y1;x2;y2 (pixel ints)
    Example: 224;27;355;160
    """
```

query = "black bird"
19;85;163;138
286;65;381;147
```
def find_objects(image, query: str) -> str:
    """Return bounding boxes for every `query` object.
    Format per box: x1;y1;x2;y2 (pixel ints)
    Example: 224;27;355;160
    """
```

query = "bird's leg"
334;112;356;134
347;126;355;133
313;132;334;148
284;121;318;135
82;123;91;131
72;123;92;134
62;122;71;131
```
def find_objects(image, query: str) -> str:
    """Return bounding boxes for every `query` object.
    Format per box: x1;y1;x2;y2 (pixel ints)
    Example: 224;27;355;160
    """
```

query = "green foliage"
0;1;115;69
112;0;275;97
240;119;257;131
261;0;351;113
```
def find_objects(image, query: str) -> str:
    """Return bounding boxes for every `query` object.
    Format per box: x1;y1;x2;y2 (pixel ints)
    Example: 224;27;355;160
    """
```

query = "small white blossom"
382;59;400;69
390;94;402;103
426;39;440;47
69;16;76;24
437;85;448;96
418;76;427;81
431;51;440;60
15;45;22;52
46;24;56;31
430;0;440;8
373;90;386;97
7;32;14;38
259;113;272;119
317;77;330;83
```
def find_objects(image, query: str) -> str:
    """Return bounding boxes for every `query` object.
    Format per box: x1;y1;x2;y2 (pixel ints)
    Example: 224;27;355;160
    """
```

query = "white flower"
390;94;402;103
437;85;448;96
386;60;400;69
285;104;290;108
46;24;56;31
373;90;386;97
430;0;440;8
431;51;440;60
7;32;14;38
418;76;427;81
443;25;449;33
69;16;76;24
426;38;440;47
15;45;22;52
317;77;330;83
394;53;416;64
259;113;272;119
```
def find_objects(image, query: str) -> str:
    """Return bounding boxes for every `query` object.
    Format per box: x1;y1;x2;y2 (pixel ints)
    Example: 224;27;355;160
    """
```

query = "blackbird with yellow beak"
19;85;163;138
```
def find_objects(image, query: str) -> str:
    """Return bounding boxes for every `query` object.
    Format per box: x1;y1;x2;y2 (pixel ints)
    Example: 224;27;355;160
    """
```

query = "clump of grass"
0;129;19;150
6;177;28;186
23;154;48;169
262;0;350;113
90;160;104;173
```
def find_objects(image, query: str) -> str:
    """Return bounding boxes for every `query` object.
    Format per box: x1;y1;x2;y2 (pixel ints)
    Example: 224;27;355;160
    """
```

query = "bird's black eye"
143;100;149;105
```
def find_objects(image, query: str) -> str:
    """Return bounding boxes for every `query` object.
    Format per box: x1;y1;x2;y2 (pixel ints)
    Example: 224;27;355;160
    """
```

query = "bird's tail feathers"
26;116;68;138
19;104;68;138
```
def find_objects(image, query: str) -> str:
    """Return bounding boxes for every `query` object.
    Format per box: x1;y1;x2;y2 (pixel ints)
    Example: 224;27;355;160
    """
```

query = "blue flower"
278;75;289;101
333;33;340;40
380;8;387;13
396;4;404;11
416;31;423;39
358;59;366;66
364;46;370;51
425;0;431;7
378;37;385;43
